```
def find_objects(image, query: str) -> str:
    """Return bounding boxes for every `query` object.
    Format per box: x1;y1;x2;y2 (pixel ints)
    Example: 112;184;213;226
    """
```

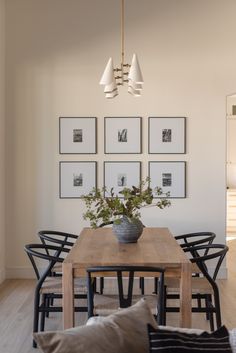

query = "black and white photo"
60;162;97;198
73;173;83;186
104;162;141;197
73;129;83;143
105;117;142;154
162;173;172;187
149;117;186;154
149;161;186;198
162;129;172;143
118;129;127;142
118;174;127;187
59;117;97;154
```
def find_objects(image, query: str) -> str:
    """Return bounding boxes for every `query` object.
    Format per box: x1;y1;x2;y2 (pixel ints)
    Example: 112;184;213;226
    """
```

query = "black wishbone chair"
38;230;105;294
38;230;79;247
87;265;166;325
164;244;228;331
24;244;88;348
38;230;78;273
152;232;216;294
175;232;216;251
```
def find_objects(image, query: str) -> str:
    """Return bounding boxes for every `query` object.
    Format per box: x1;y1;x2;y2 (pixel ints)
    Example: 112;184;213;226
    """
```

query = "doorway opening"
226;94;236;240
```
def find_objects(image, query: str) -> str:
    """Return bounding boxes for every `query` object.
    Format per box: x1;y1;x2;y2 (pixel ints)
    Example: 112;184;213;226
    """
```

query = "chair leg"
209;311;215;331
205;294;210;320
163;285;167;325
50;297;54;306
139;277;145;295
154;277;158;294
207;295;215;331
40;294;46;332
157;275;166;325
100;277;104;295
93;277;97;293
33;291;40;348
197;294;201;309
87;275;95;319
214;290;222;329
45;296;50;318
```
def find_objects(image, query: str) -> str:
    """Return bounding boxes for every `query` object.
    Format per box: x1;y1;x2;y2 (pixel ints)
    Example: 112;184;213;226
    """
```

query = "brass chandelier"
99;0;144;98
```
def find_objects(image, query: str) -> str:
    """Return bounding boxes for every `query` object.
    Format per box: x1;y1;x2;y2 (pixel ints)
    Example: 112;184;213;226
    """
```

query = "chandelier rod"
121;0;125;85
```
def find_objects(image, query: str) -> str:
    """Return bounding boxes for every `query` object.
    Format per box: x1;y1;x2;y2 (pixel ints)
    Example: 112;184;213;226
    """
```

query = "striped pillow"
148;324;232;353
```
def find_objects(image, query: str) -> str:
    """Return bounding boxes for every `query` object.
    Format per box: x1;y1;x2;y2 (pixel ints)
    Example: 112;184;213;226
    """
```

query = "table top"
64;227;190;272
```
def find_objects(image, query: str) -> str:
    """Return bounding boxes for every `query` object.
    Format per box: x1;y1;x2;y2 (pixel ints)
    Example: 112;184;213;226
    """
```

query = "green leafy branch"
82;177;171;228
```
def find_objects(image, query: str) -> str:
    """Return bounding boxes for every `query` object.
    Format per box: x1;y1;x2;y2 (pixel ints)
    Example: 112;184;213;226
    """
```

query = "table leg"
62;262;74;329
180;262;192;328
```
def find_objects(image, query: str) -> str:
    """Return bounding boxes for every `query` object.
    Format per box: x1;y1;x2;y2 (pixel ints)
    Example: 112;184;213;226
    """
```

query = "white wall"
5;0;236;278
0;0;5;284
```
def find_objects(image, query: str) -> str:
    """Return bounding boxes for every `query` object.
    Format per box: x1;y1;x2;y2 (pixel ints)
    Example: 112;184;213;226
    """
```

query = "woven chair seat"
165;277;213;295
93;294;159;316
40;277;87;294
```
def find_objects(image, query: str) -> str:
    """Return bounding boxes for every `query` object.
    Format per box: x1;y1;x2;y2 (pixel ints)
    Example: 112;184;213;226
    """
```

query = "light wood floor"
1;239;236;353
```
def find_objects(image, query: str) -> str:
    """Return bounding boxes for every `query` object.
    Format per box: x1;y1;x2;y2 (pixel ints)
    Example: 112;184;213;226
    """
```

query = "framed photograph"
59;117;97;154
59;161;97;198
104;162;141;197
148;117;186;154
104;117;142;154
149;161;186;198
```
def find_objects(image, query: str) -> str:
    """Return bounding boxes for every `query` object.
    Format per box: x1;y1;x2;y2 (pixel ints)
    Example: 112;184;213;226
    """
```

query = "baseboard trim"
5;266;228;280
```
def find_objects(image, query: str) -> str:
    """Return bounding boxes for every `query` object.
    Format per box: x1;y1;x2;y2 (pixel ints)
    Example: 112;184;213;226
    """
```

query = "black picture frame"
104;117;142;154
59;117;97;154
104;161;141;198
148;117;186;154
148;161;186;199
59;161;97;199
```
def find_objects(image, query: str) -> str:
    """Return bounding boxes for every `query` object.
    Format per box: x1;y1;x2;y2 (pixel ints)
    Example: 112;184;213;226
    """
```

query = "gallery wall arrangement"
59;116;187;199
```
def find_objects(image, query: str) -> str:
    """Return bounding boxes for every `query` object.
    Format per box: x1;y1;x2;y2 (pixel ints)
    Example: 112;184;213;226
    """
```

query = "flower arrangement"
82;178;171;228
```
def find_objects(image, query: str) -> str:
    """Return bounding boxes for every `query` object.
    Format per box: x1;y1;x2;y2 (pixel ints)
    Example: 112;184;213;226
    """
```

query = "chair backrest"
175;232;216;249
24;244;69;289
184;244;228;285
86;265;165;324
38;231;78;253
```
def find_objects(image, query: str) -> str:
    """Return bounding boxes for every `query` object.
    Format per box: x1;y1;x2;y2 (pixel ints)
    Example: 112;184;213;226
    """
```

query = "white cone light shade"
128;53;144;84
129;80;143;91
105;90;118;99
128;86;141;97
104;78;118;93
100;58;115;85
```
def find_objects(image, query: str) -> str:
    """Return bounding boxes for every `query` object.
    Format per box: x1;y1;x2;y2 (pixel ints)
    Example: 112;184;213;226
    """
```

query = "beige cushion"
34;298;157;353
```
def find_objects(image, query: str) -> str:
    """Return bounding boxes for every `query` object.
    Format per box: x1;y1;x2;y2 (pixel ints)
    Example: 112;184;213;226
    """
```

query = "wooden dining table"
62;227;192;329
